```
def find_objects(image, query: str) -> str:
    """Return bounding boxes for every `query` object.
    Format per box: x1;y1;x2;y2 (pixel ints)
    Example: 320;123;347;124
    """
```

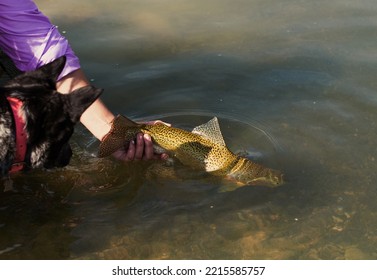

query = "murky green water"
1;0;377;259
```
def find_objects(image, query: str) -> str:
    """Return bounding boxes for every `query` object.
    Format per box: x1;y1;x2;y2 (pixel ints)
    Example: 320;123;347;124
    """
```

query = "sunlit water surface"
1;0;376;259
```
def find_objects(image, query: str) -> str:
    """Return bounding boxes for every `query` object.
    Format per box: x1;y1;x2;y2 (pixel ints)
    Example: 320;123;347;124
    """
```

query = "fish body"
99;115;284;187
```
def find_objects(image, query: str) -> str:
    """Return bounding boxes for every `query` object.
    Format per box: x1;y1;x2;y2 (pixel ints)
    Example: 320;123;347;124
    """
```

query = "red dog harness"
6;97;27;172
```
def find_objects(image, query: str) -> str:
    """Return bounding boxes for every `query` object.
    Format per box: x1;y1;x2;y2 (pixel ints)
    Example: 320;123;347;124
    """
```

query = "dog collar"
7;97;27;172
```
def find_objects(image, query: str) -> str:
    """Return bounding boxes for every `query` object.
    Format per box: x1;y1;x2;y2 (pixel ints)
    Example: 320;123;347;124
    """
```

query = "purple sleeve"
0;0;81;80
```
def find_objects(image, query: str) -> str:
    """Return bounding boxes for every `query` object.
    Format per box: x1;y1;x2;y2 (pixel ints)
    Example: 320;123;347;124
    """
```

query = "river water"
1;0;376;259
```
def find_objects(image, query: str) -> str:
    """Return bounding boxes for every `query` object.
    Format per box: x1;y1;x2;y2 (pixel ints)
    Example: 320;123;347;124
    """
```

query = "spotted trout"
99;115;284;187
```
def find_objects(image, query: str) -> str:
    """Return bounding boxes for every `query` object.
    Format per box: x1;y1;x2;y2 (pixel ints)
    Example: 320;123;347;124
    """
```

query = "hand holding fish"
108;119;170;161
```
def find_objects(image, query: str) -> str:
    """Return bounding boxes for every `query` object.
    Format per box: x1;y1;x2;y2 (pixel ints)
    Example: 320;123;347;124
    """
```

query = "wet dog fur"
0;56;102;176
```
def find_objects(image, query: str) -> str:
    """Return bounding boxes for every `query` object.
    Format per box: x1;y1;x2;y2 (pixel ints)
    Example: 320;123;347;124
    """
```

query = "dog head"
3;56;103;169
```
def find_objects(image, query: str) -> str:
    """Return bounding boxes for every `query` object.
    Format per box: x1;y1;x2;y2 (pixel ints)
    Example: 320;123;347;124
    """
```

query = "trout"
99;115;284;187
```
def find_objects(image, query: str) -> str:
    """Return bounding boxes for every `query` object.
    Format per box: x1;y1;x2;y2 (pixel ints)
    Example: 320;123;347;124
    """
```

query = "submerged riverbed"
1;0;376;259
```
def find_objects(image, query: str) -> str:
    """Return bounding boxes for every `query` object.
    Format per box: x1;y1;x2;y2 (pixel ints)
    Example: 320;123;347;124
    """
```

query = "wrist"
80;101;115;140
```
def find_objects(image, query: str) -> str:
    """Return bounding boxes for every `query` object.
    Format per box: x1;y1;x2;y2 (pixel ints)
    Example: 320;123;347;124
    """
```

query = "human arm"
57;68;166;160
0;0;166;160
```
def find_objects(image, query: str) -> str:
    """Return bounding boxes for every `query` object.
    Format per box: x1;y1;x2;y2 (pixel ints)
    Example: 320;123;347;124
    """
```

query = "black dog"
0;56;102;176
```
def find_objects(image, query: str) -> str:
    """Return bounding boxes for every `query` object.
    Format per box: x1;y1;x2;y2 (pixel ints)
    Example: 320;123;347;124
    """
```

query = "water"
0;0;376;259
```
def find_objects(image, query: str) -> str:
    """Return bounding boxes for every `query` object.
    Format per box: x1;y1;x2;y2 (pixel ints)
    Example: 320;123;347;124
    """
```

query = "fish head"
245;169;285;187
221;169;284;192
228;157;285;188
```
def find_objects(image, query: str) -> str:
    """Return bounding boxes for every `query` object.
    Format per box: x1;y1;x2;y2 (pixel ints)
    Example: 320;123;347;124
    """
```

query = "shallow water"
1;0;377;259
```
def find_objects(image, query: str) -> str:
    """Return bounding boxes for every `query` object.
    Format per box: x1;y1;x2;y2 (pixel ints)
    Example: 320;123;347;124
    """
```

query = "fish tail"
98;115;141;157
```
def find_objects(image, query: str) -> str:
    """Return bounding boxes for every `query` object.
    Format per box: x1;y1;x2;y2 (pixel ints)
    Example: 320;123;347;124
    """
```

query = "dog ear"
3;56;67;93
64;85;103;122
39;56;67;81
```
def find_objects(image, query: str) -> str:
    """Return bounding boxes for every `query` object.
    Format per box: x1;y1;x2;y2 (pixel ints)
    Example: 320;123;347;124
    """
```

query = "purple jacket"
0;0;80;80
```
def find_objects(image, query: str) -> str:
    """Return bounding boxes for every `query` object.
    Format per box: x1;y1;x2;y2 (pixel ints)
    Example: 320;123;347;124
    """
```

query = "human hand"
111;120;170;161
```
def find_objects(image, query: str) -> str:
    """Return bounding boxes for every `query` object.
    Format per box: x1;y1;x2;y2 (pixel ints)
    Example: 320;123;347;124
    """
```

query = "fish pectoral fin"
218;175;245;193
191;117;226;146
218;179;245;192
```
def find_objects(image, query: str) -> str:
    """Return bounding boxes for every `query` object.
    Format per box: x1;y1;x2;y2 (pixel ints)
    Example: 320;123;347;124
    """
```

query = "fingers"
143;134;154;160
110;119;171;162
111;140;136;161
134;133;144;160
125;139;136;161
118;133;168;161
160;153;169;160
124;133;145;161
142;133;169;160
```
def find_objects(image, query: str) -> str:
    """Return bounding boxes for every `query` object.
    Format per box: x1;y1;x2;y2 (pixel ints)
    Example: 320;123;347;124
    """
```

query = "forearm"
80;99;114;141
56;69;114;140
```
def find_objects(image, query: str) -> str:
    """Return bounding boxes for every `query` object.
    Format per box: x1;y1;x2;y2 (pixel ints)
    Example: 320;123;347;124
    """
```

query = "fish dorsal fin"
192;117;226;146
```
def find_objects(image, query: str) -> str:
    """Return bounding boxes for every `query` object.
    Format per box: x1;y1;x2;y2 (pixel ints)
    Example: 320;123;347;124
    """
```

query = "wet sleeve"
0;0;81;80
